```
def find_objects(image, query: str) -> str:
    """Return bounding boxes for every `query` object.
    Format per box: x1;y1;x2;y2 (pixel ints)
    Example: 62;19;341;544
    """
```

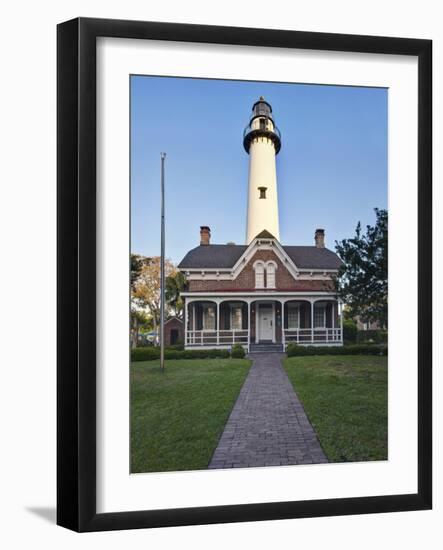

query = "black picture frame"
57;17;432;532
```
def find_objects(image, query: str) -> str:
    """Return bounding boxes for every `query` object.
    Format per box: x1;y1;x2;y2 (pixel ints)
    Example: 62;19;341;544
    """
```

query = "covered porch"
183;295;343;350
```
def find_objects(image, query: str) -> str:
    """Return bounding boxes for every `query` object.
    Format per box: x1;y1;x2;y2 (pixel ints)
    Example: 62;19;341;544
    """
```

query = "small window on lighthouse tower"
258;187;267;199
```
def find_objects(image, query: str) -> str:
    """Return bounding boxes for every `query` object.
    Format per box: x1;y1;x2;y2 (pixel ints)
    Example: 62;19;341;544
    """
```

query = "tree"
130;309;150;349
132;256;176;331
131;254;150;289
335;208;387;328
165;271;187;319
130;254;152;348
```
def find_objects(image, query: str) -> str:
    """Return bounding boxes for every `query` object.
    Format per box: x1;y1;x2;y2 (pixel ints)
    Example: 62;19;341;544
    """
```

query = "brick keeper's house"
178;97;344;352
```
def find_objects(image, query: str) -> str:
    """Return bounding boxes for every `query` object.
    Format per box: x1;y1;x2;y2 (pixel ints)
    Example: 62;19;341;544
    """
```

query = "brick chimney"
200;226;211;246
315;228;325;248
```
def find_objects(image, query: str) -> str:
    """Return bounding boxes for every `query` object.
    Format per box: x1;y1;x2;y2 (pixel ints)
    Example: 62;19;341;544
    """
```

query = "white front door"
258;306;274;341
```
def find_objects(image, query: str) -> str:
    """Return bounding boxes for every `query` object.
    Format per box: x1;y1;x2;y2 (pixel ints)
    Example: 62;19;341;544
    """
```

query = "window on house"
203;304;216;330
287;304;300;329
314;304;326;328
266;262;276;288
255;263;265;288
231;306;243;330
258;187;267;199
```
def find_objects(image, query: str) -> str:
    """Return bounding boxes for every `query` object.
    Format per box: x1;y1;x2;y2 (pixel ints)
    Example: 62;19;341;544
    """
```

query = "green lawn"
131;358;251;473
283;355;387;463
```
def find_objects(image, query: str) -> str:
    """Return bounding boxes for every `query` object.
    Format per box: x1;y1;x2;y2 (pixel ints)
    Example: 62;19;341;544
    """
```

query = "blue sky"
131;76;387;264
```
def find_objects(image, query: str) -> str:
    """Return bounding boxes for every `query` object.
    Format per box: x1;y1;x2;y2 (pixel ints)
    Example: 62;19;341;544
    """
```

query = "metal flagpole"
160;152;166;372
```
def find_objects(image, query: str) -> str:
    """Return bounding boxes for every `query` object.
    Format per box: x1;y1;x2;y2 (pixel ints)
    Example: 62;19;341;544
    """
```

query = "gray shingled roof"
178;244;343;270
283;246;343;269
178;244;248;269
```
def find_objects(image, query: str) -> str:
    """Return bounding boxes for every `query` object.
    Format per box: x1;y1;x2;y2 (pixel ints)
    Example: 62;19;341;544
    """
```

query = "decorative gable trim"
232;237;299;281
164;316;184;325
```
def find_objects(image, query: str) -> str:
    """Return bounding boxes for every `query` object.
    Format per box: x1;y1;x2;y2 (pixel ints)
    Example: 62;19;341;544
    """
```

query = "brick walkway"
208;353;328;469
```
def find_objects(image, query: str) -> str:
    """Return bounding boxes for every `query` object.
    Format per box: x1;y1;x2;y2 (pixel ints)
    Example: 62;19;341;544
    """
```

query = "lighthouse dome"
251;96;273;119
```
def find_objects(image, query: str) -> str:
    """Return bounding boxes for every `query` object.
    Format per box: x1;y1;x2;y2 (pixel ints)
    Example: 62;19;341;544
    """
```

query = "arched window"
266;261;276;288
254;262;265;289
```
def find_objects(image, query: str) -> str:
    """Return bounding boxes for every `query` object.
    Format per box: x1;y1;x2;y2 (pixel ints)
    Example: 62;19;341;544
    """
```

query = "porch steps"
249;343;284;353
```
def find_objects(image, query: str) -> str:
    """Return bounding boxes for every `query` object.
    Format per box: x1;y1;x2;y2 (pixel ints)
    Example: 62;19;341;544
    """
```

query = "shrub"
286;344;387;357
136;342;156;348
172;348;231;360
356;330;388;345
166;343;185;351
231;344;246;358
343;319;358;344
131;347;160;361
131;347;231;362
286;342;301;357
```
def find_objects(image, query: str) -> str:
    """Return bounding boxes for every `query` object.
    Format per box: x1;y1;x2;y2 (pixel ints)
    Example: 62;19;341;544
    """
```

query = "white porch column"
216;301;220;346
332;301;335;341
280;300;286;350
247;300;251;353
311;300;314;343
192;303;196;344
339;300;344;343
184;298;188;346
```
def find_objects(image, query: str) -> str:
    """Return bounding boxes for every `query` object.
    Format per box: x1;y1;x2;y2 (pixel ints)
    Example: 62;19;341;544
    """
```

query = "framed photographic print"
57;17;432;531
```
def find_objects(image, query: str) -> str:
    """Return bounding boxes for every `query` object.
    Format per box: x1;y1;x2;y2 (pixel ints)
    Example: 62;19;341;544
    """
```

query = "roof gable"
165;316;183;325
231;237;299;280
255;229;276;239
245;248;296;283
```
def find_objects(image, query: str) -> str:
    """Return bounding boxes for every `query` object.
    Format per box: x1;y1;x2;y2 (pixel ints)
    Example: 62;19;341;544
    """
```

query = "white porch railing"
185;328;342;346
186;330;248;346
284;328;342;344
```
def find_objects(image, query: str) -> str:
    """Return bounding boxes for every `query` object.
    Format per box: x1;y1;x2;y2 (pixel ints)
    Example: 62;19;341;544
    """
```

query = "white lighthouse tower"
243;97;282;244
